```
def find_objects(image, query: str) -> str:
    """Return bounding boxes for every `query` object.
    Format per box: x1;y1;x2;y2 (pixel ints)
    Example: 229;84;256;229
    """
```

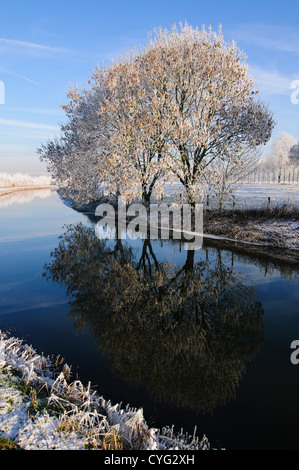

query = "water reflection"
44;223;264;414
0;189;54;208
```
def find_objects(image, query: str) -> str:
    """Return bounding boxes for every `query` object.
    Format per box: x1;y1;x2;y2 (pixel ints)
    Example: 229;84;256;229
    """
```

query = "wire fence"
160;182;299;210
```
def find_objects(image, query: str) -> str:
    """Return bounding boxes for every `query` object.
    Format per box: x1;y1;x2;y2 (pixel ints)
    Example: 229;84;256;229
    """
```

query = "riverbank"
0;330;210;451
63;188;299;264
202;204;299;264
2;186;298;264
0;186;57;197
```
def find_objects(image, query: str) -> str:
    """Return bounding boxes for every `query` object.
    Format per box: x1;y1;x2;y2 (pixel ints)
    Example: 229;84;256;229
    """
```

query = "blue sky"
0;0;298;172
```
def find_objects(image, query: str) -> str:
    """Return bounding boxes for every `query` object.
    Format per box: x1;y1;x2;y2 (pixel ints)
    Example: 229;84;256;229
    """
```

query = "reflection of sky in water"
0;189;53;208
0;190;88;316
0;190;89;242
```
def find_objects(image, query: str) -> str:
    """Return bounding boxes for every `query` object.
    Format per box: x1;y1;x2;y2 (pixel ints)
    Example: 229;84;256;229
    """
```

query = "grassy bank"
203;204;299;261
0;330;210;451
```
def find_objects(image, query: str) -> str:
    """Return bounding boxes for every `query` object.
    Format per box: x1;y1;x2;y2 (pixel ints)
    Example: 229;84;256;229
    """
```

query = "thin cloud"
229;24;299;53
4;106;64;116
0;37;72;54
248;64;295;96
0;118;60;131
0;67;38;84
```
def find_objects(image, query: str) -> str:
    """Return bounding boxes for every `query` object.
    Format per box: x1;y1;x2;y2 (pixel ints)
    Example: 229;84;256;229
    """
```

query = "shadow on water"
43;221;265;416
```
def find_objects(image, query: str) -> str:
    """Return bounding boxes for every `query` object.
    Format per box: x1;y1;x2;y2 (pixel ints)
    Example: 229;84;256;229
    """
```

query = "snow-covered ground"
162;182;299;209
204;217;299;252
0;330;210;451
234;183;299;209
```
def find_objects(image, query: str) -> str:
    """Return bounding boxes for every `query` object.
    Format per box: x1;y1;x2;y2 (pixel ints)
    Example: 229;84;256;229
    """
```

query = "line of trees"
38;22;275;208
254;131;299;184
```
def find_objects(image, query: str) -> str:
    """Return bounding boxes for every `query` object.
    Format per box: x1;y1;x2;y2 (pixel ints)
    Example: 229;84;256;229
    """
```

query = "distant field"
163;182;299;209
0;172;54;189
233;183;299;209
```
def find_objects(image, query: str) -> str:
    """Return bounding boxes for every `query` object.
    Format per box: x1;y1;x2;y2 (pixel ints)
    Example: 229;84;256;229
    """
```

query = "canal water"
0;189;298;450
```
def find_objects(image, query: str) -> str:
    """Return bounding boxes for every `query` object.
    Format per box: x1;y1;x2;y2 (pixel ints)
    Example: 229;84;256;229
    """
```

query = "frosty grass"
0;330;209;450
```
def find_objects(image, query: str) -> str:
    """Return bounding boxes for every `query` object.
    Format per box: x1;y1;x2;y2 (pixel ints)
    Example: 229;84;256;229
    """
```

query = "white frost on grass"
0;172;54;189
227;218;299;250
252;219;299;250
204;214;299;251
226;183;299;209
0;330;210;451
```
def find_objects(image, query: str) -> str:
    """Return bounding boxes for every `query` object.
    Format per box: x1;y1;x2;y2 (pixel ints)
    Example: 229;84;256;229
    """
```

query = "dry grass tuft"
102;427;126;450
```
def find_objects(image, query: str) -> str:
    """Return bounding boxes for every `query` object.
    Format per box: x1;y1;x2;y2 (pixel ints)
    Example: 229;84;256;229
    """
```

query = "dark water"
0;190;299;450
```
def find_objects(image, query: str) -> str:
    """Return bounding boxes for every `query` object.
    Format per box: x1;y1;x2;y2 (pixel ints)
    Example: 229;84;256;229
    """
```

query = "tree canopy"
289;143;299;165
39;22;275;207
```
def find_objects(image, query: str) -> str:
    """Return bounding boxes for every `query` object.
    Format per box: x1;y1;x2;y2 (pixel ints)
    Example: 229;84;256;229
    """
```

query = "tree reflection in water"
44;223;264;414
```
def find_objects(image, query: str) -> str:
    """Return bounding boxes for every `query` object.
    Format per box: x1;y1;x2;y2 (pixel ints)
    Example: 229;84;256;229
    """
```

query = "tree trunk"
218;197;223;212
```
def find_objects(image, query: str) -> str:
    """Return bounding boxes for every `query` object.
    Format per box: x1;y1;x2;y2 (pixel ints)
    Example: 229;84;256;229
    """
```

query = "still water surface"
0;189;298;450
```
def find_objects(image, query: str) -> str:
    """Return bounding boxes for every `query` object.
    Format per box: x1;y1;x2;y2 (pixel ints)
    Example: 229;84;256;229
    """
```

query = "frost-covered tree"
91;56;168;206
39;22;275;207
287;142;299;183
92;23;274;207
289;143;299;165
38;86;107;205
266;131;297;183
135;24;274;206
205;147;261;210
